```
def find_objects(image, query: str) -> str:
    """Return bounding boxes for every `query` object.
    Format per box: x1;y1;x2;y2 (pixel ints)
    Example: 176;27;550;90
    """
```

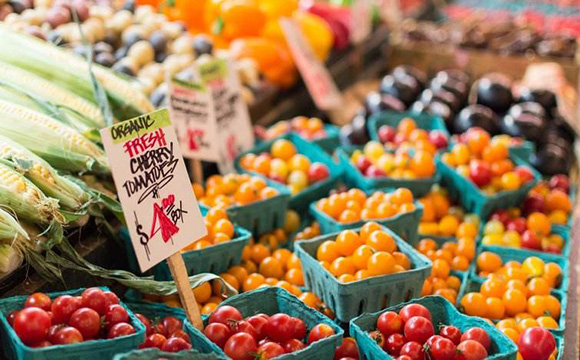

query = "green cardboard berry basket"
457;275;567;336
436;155;541;219
235;134;343;212
0;287;146;360
295;226;432;323
472;244;570;293
184;287;344;360
114;348;227;360
336;147;439;197
367;111;450;148
121;206;252;279
309;195;423;246
508;141;535;163
350;295;519;360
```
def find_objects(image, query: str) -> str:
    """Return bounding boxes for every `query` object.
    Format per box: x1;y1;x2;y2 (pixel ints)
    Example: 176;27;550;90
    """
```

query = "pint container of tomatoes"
309;188;423;245
235;134;342;212
185;287;343;360
295;224;432;323
114;348;227;360
350;295;518;360
0;287;145;360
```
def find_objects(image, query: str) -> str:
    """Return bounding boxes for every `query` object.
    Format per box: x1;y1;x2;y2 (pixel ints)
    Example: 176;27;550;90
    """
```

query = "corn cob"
0;62;106;129
0;99;110;174
0;24;154;120
0;135;90;211
0;161;62;225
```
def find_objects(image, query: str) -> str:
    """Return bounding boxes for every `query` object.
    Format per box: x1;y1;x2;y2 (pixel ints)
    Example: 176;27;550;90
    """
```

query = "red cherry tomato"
455;340;488;360
7;310;18;327
439;325;461;345
396;356;413;360
161;337;192;352
224;332;258;360
24;293;52;312
204;322;232;349
51;295;81;325
334;337;359;360
385;333;406;356
32;340;52;348
469;160;491;187
257;342;286;359
377;311;403;337
141;333;167;349
246;314;268;340
428;337;456;360
425;335;443;349
107;322;136;339
264;314;295;343
399;341;424;360
283;338;306;353
47;324;65;344
170;330;191;343
399;304;432;322
153;323;167;337
54;327;83;345
81;288;109;315
518;327;556;360
161;316;183;336
135;313;153;335
368;330;384;348
307;323;336;344
103;291;120;305
208;305;243;325
291;318;307;339
104;304;129;329
404;316;434;344
460;327;490;351
69;308;100;340
13;307;51;346
229;320;258;340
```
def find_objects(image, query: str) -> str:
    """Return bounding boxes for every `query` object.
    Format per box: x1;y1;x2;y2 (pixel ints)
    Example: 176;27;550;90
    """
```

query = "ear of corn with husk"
0;135;90;211
0;24;154;120
0;208;29;275
0;99;110;174
0;61;106;130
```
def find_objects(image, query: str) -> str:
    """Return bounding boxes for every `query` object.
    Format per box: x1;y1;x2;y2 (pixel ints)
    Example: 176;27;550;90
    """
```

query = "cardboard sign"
199;57;255;174
168;77;219;162
100;109;207;272
351;0;372;44
280;18;343;111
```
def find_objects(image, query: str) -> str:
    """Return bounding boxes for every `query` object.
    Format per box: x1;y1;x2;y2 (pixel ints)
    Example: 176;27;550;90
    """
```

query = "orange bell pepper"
258;0;298;18
207;0;267;42
230;37;296;88
175;0;207;32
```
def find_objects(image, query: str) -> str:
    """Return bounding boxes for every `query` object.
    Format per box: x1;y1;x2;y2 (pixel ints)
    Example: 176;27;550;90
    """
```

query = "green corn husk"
0;24;154;120
0;135;90;211
0;99;110;174
0;244;23;275
0;61;106;129
0;207;29;245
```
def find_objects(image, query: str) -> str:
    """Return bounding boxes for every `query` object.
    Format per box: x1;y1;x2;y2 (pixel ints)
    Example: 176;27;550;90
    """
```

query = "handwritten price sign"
280;18;343;111
100;109;206;272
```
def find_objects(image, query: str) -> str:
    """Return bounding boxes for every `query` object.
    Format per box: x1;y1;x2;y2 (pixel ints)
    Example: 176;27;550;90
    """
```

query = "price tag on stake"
280;18;343;111
351;0;372;44
100;109;206;329
199;57;255;174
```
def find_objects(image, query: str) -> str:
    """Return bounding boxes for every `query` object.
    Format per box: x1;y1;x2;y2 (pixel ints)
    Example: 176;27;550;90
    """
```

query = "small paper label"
280;18;343;111
351;0;372;43
100;109;206;272
168;76;219;162
199;58;255;174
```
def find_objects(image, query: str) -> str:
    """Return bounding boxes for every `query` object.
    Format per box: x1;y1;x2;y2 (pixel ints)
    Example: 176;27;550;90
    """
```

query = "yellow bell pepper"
292;11;334;61
258;0;298;18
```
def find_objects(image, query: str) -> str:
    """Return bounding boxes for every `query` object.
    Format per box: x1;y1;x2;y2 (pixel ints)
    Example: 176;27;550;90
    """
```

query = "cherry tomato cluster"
136;314;191;352
8;288;135;348
418;186;480;237
482;210;565;254
316;222;412;282
239;139;330;195
195;174;280;207
523;174;572;225
441;128;535;193
262;117;328;141
368;303;491;360
203;305;336;360
462;253;562;329
351;143;436;179
376;118;448;152
316;188;416;223
182;207;236;251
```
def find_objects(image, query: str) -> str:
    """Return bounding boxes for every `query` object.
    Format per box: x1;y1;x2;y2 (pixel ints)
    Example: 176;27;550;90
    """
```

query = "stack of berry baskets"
295;223;432;323
235;134;342;212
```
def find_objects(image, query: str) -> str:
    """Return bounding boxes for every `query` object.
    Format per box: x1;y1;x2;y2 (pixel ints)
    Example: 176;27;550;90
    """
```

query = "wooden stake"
190;159;203;184
167;253;203;330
